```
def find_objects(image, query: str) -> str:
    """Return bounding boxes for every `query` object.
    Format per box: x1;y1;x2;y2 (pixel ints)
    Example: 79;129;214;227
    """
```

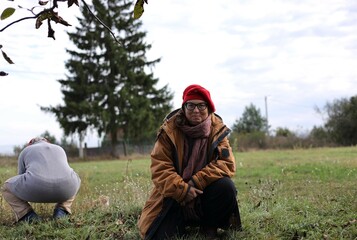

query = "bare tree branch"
81;0;122;45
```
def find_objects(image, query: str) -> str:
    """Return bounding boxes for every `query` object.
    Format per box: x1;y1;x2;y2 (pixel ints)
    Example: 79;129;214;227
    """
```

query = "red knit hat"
182;84;216;112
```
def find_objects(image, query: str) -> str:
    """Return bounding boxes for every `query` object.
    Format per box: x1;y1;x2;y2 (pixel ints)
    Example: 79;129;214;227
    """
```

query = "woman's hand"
181;185;202;206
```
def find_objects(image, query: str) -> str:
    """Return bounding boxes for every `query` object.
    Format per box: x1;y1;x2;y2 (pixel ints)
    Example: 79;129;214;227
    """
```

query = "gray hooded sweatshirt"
6;140;81;202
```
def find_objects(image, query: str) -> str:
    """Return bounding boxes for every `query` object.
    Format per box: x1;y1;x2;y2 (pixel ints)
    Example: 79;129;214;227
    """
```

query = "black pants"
150;177;241;240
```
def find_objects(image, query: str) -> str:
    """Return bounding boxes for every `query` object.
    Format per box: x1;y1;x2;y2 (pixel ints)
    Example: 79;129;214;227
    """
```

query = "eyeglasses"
185;102;208;111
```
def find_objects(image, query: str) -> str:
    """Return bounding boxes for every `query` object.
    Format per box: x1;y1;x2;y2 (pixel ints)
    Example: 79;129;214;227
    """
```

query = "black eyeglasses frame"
184;102;208;111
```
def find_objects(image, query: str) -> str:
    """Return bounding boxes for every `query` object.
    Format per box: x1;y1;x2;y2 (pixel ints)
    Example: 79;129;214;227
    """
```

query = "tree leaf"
1;50;14;64
50;11;72;26
133;0;145;19
39;1;49;6
36;17;43;29
47;20;55;40
68;0;79;7
36;11;52;29
0;71;9;76
1;7;16;20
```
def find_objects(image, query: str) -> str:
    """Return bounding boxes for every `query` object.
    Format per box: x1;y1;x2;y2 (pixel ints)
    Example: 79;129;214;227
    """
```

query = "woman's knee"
210;177;237;195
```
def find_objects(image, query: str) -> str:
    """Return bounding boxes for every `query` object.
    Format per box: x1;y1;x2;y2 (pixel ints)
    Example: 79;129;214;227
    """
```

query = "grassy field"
0;147;356;239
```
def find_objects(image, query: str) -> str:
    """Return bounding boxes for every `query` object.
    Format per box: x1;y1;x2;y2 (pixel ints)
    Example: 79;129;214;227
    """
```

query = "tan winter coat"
137;110;236;239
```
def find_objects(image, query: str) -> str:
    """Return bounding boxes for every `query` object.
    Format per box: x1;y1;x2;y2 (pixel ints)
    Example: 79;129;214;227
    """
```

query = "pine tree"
232;103;268;134
42;0;173;157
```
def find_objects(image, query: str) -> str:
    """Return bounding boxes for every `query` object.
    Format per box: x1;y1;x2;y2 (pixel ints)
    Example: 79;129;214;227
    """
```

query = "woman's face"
184;100;209;125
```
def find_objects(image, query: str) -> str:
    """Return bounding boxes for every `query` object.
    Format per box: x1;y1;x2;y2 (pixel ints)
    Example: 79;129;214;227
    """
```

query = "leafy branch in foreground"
0;0;147;76
0;0;77;39
0;0;78;76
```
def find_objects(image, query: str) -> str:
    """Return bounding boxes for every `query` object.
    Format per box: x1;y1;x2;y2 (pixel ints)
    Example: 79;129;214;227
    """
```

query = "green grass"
0;147;356;239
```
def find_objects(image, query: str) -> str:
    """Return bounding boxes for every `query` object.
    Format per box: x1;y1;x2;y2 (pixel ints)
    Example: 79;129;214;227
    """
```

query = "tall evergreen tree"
41;0;173;157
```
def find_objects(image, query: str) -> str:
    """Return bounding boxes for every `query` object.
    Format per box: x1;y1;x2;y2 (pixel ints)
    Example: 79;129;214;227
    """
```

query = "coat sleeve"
17;150;26;174
191;136;236;190
150;131;189;203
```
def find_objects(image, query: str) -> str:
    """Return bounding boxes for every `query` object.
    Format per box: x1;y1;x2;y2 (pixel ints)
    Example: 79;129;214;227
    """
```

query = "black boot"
53;207;69;219
18;210;41;223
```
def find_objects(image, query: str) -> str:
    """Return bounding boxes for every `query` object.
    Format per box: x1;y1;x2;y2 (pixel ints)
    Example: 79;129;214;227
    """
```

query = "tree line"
229;97;357;151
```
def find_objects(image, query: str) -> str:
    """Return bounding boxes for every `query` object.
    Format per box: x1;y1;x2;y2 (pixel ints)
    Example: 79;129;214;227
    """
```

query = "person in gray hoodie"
2;137;81;223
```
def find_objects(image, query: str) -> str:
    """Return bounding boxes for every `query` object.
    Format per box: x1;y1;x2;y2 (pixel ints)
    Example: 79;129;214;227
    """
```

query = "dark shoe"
199;226;218;240
18;210;41;223
53;208;69;219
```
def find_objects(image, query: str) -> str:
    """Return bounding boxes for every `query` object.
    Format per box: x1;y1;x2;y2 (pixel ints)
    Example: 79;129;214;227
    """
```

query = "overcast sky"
1;0;357;154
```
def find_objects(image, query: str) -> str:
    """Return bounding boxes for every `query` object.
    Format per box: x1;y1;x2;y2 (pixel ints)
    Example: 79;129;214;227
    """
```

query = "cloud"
142;0;357;130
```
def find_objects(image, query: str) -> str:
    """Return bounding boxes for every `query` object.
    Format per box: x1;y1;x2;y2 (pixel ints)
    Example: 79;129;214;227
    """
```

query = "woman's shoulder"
211;112;224;125
164;108;181;121
156;109;181;139
211;113;232;132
